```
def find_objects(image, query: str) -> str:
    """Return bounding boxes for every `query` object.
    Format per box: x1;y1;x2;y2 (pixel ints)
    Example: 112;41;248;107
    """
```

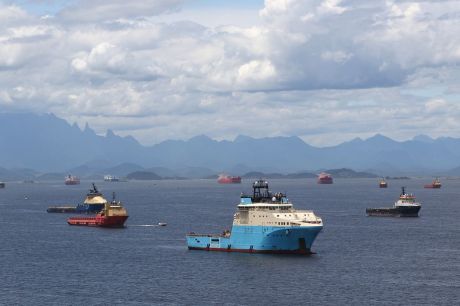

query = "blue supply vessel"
47;183;107;213
186;180;323;254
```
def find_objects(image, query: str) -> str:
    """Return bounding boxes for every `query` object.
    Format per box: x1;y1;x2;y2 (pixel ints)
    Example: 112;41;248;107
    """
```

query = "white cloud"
1;0;460;145
237;60;276;85
424;98;452;114
318;0;347;15
57;0;184;23
321;50;352;63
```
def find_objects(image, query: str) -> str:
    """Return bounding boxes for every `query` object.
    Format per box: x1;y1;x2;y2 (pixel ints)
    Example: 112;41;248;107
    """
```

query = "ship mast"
252;179;269;200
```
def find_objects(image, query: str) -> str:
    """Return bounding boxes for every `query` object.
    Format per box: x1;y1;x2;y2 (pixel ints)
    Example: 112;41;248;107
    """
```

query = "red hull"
424;185;441;189
65;181;80;185
65;175;80;185
217;176;241;184
67;215;128;227
317;172;333;184
188;246;313;255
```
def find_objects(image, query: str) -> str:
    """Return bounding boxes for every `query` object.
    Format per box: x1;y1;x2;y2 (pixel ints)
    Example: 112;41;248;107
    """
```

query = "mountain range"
1;112;460;177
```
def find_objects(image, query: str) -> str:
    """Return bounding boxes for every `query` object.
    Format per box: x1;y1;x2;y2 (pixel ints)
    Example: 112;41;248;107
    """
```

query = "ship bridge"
240;179;290;205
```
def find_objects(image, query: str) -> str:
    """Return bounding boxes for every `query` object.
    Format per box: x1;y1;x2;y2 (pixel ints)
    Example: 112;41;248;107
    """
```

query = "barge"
47;183;107;213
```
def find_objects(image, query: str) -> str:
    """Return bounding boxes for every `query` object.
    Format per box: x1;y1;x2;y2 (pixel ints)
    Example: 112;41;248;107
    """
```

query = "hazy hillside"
1;112;460;175
0;113;147;171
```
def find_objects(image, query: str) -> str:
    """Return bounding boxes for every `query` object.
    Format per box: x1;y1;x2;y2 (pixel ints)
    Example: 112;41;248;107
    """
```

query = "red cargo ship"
317;172;333;184
217;174;241;184
424;178;441;189
67;198;128;228
65;175;80;185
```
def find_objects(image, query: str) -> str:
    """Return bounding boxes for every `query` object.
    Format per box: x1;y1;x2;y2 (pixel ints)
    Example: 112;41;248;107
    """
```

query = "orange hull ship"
65;175;80;185
217;174;241;184
67;197;128;228
424;178;441;189
317;172;333;184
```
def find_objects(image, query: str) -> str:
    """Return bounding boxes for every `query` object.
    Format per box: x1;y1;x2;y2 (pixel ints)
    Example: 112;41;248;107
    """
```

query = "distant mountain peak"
106;129;116;138
234;135;254;143
188;135;213;142
83;122;95;134
350;137;363;143
413;134;435;143
71;122;80;130
366;133;396;143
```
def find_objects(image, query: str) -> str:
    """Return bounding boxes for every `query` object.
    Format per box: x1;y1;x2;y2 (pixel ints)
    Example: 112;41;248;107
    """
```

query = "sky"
1;0;460;146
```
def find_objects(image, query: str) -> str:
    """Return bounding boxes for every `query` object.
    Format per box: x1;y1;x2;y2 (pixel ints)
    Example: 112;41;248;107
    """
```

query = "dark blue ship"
47;183;107;214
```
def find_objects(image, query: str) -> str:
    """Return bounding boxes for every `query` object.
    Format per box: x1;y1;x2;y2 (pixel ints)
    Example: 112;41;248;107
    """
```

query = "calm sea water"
0;179;459;305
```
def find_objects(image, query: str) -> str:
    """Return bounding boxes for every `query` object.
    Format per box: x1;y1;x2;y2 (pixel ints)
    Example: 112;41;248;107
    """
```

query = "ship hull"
186;225;322;254
218;177;241;184
366;206;421;217
65;181;80;185
187;247;313;254
67;215;128;227
424;185;441;189
317;179;333;184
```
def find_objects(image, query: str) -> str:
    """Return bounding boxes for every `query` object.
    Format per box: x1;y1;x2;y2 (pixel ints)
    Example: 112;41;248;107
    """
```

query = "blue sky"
14;0;265;15
1;0;460;146
8;0;73;15
185;0;264;9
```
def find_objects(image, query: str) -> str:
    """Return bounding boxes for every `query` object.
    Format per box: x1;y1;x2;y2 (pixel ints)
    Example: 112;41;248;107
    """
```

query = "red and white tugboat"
65;175;80;185
317;172;333;184
424;178;441;189
67;194;128;227
217;174;241;184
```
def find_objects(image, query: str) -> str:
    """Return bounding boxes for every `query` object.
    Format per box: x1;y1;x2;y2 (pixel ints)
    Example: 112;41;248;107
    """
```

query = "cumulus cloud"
1;0;460;145
57;0;184;23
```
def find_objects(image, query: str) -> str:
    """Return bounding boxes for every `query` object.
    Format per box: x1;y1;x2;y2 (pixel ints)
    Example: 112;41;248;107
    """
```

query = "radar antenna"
91;183;99;193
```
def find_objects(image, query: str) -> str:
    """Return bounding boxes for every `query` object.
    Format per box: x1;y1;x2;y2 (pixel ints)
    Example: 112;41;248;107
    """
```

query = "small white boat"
158;222;167;226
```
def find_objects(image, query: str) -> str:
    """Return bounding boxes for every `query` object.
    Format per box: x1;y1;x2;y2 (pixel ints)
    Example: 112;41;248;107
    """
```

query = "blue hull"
186;225;322;254
47;203;106;214
75;203;105;214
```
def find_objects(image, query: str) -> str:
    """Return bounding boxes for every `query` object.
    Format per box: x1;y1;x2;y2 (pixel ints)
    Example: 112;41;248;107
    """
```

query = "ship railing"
187;232;229;238
68;217;98;220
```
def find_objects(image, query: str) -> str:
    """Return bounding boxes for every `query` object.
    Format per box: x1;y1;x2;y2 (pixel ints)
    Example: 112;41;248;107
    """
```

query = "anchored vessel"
379;178;388;188
217;174;241;184
317;172;333;184
47;183;107;213
366;187;421;217
0;182;5;188
186;180;323;254
104;175;120;182
67;196;128;227
424;178;441;189
65;175;80;185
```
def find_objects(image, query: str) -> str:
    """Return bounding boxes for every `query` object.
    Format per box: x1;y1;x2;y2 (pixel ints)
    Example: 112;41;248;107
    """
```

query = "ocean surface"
0;178;459;305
